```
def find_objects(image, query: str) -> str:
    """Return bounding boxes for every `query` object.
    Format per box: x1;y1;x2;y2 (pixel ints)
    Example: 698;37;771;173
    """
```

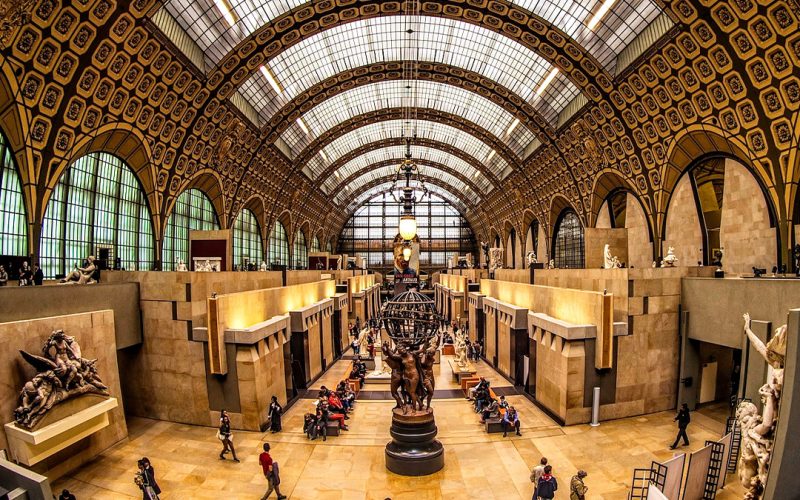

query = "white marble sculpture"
59;256;97;285
176;259;188;272
525;251;537;267
196;259;213;272
453;328;473;370
661;247;678;267
259;261;268;271
548;259;555;269
603;244;621;269
737;313;786;499
488;247;504;272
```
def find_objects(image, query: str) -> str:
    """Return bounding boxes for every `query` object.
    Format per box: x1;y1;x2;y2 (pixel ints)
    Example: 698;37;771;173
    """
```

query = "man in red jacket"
259;443;286;499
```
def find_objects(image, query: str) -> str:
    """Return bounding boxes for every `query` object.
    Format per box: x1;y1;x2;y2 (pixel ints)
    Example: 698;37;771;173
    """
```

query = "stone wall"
719;158;776;274
532;329;585;424
663;174;703;267
0;311;127;480
585;228;628;269
625;193;653;269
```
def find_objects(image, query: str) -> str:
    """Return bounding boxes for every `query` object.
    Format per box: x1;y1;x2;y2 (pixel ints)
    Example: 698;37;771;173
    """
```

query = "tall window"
311;236;320;252
552;210;584;269
40;152;154;278
0;132;27;257
293;230;307;269
162;188;219;270
269;221;289;267
233;209;263;269
338;191;476;273
327;241;332;253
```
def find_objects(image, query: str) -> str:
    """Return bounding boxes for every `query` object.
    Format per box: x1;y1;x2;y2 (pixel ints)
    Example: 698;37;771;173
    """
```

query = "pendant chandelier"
392;0;427;243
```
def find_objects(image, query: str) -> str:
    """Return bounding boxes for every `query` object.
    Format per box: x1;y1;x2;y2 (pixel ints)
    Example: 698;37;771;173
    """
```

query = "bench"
347;379;361;392
326;421;341;436
461;377;480;395
485;417;504;433
442;344;455;355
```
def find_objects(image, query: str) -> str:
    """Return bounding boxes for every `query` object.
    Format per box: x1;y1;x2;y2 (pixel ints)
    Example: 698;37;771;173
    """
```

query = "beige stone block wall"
338;305;349;353
719;158;776;274
236;334;288;431
663;174;703;266
468;303;479;342
308;322;322;381
626;192;653;269
322;315;334;368
497;322;510;377
286;270;324;285
0;310;127;480
537;224;549;263
485;309;497;363
493;269;530;283
533;329;586;425
596;201;611;228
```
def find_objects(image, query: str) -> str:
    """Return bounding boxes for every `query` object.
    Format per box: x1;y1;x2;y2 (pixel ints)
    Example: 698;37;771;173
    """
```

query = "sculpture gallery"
738;313;786;499
14;330;109;429
58;256;97;285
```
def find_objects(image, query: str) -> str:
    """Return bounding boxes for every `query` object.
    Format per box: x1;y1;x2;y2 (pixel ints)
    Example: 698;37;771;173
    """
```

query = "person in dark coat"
141;458;160;497
536;465;558;499
218;410;240;462
33;263;44;285
269;396;283;433
670;403;691;449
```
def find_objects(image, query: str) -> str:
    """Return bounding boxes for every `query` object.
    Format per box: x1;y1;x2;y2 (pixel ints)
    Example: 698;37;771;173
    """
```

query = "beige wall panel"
663;175;703;267
308;322;322;381
625;193;653;269
497;322;510;377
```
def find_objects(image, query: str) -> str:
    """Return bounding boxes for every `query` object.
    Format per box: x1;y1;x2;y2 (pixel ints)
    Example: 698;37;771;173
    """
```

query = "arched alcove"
162;188;220;271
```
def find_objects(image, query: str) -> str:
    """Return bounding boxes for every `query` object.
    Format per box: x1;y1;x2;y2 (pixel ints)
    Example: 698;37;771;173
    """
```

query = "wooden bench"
442;344;455;355
485;417;504;433
347;378;361;393
325;421;341;436
461;377;480;395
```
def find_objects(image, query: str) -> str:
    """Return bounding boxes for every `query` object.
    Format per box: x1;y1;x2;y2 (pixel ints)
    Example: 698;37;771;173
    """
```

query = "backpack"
537;476;556;498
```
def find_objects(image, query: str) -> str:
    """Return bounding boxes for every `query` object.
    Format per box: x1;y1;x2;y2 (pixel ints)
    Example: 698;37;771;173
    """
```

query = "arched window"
269;221;289;267
233;209;263;269
552;210;584;269
311;236;320;252
162;188;219;270
0;132;27;257
40;152;154;278
293;230;307;269
527;219;539;258
327;241;332;253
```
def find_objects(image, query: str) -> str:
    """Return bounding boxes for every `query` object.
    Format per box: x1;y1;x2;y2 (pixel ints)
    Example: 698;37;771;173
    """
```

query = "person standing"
218;410;240;462
18;261;32;286
135;459;159;500
530;457;548;499
269;396;283;433
259;443;287;500
570;470;588;500
58;489;77;500
536;465;558;500
141;458;161;498
33;263;44;285
670;403;691;449
0;265;8;286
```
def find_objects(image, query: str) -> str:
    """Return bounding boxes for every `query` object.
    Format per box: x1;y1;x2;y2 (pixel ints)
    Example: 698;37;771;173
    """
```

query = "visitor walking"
536;465;558;499
530;457;548;499
217;410;239;462
141;458;160;498
670;403;691;449
259;443;287;499
570;470;588;500
135;458;160;500
58;489;77;500
269;396;283;433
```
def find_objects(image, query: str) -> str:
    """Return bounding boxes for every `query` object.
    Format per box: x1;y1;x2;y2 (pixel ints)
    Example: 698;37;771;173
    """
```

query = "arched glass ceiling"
161;0;664;74
306;120;512;181
280;80;536;158
332;165;478;206
239;17;578;128
345;182;469;215
320;145;492;195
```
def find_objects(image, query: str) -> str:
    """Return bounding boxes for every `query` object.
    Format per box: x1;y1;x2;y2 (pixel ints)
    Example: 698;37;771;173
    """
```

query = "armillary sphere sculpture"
380;290;444;476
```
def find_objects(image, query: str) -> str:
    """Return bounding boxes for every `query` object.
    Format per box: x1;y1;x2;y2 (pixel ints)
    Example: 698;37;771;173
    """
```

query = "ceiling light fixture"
486;150;496;162
320;150;329;161
536;68;559;98
587;0;617;30
259;66;282;94
213;0;237;28
296;118;310;135
506;118;520;136
474;170;480;178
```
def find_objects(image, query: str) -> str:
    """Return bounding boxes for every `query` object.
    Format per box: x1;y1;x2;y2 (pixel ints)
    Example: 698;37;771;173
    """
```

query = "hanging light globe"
402;246;413;261
398;214;417;240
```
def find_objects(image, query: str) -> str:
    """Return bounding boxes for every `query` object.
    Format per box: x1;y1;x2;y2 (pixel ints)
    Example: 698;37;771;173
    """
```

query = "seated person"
497;395;509;413
480;397;500;424
502;406;521;437
304;413;323;440
474;387;491;413
327;391;349;418
319;401;348;431
349;362;365;386
467;377;489;401
443;333;453;344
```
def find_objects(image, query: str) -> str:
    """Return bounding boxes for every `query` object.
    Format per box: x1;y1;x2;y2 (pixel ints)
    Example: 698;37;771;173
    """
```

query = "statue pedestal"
4;397;118;466
448;359;477;383
385;407;444;476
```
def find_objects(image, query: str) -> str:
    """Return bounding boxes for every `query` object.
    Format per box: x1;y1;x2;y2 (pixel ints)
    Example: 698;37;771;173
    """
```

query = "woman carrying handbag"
217;410;240;462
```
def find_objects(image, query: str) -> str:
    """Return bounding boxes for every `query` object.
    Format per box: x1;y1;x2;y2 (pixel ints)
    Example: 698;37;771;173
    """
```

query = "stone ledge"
528;312;628;340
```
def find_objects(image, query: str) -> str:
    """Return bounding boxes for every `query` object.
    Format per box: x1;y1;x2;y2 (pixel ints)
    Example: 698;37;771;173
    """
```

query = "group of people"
349;317;380;358
530;457;589;500
349;357;368;386
303;383;355;440
0;261;43;286
466;377;521;437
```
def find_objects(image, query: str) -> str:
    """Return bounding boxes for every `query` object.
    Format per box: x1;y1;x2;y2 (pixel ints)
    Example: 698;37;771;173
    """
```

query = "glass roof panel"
280;80;535;158
305;120;512;181
162;0;663;76
333;166;477;206
320;146;492;194
239;17;578;128
345;184;469;215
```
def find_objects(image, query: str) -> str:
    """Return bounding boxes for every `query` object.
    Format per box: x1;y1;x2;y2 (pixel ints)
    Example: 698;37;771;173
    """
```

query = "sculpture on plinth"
259;261;268;271
603;244;622;269
488;247;504;273
13;330;109;429
737;313;786;499
58;256;97;285
661;247;678;267
453;328;473;370
480;241;490;269
380;290;444;475
525;251;538;268
176;259;188;272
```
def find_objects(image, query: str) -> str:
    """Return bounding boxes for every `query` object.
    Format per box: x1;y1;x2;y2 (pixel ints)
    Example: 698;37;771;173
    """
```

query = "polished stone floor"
53;356;746;499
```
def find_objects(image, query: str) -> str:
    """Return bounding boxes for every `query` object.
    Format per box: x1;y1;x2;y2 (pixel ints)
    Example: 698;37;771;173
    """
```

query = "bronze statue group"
382;337;439;413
